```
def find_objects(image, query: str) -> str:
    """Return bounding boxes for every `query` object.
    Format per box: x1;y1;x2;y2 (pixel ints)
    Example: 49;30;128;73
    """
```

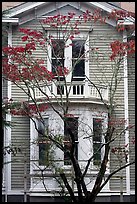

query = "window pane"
93;118;102;142
64;117;78;165
39;143;50;166
52;59;64;73
38;119;45;136
38;118;49;166
72;59;85;77
72;40;85;78
93;118;102;165
52;40;64;58
93;143;101;165
72;40;85;58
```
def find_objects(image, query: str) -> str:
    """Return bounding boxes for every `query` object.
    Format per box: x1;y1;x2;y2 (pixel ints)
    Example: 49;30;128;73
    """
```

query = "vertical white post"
65;39;72;82
4;23;12;202
47;31;51;72
85;79;89;98
85;34;89;78
123;30;130;195
24;153;27;202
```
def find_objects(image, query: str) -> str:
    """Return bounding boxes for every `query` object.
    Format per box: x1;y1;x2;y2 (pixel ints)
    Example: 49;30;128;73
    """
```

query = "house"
2;2;135;202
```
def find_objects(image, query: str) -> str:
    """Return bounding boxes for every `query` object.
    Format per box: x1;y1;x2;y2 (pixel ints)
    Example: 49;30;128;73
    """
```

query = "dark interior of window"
51;39;85;81
52;40;65;76
64;117;78;165
38;118;50;166
93;118;102;165
72;40;85;80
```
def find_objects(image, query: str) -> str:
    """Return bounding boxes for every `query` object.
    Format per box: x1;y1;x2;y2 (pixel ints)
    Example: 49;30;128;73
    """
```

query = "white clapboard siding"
128;50;135;190
11;116;30;189
89;21;126;190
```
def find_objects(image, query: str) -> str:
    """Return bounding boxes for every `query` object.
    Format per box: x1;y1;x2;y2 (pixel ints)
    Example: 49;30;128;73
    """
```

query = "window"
37;118;50;166
64;117;78;165
50;37;86;81
51;39;65;78
72;40;85;79
93;118;103;165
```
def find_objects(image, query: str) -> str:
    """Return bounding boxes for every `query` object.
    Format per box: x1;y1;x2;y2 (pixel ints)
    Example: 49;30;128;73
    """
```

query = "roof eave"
2;2;46;18
2;17;19;24
90;2;112;13
117;19;135;26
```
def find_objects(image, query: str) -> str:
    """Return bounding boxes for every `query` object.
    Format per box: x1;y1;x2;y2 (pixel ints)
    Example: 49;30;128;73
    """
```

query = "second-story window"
51;39;65;77
49;35;87;81
72;40;85;80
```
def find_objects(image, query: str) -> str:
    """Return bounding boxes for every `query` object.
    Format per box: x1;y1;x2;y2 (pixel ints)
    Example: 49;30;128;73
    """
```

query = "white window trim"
30;118;39;174
3;24;12;199
30;116;50;173
91;116;109;172
92;117;104;165
63;116;79;167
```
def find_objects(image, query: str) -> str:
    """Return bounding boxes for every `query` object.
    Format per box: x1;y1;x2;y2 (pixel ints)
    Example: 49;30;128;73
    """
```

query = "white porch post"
85;79;89;98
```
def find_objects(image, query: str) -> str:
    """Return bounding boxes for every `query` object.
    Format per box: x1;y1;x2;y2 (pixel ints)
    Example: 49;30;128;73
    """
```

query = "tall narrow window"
72;40;85;80
51;39;65;78
93;118;102;165
64;117;78;165
38;118;50;166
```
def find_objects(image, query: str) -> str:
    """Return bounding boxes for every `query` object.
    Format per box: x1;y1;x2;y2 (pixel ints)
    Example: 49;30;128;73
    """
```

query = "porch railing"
32;80;108;101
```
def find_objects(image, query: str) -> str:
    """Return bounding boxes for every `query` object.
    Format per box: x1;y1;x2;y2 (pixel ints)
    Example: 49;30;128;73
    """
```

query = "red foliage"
2;44;54;82
108;118;127;127
55;66;69;76
110;40;135;60
8;100;48;116
108;9;133;20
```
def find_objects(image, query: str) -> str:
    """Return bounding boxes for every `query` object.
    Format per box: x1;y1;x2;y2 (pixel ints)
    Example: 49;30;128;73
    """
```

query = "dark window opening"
64;117;78;165
51;40;65;78
72;40;85;80
93;118;102;165
38;118;50;166
72;59;85;77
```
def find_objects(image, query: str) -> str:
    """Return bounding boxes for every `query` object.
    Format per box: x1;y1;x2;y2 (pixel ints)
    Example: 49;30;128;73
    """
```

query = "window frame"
30;116;50;172
92;117;104;166
47;31;89;82
64;117;79;166
37;117;51;166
